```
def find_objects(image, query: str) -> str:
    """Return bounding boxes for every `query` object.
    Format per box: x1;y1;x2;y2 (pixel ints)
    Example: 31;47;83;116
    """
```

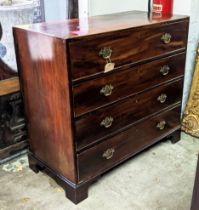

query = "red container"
152;0;173;15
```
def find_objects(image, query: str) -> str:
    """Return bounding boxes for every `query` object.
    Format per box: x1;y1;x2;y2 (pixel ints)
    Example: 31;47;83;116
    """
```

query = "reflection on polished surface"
18;11;187;39
148;12;173;21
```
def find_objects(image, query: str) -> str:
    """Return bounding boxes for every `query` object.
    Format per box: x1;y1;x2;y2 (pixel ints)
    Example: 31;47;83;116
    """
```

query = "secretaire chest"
13;11;189;204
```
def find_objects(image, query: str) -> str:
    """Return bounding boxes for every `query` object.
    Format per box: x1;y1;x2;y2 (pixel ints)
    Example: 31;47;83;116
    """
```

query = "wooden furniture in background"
0;22;27;163
182;45;199;137
68;0;79;18
0;86;27;162
13;11;189;204
33;0;45;23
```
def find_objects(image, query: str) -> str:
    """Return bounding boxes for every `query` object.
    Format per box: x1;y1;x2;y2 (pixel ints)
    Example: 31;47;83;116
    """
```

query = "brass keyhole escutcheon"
160;65;170;76
100;116;114;128
161;33;172;44
100;84;114;96
102;148;115;160
157;93;167;104
156;120;166;130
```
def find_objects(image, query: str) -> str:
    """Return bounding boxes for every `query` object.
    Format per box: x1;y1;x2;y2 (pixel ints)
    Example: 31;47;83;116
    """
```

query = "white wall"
88;0;191;16
79;0;89;18
44;0;67;21
89;0;147;16
173;0;191;15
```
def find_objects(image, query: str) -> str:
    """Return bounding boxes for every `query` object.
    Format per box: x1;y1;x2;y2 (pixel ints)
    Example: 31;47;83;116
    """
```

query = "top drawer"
69;20;189;81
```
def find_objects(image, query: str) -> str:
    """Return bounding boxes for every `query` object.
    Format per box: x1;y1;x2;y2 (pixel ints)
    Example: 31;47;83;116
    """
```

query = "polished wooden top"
14;11;189;39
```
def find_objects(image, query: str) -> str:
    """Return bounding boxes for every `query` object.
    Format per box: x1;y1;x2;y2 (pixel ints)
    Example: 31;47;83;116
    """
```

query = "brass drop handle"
99;47;112;59
100;116;114;128
102;148;115;160
160;65;170;76
156;120;166;130
99;47;115;73
157;93;167;104
161;33;172;44
100;84;114;96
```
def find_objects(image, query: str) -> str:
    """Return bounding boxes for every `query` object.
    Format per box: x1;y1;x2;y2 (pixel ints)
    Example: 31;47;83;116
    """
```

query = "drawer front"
69;21;188;81
73;53;185;117
75;79;183;151
77;106;181;182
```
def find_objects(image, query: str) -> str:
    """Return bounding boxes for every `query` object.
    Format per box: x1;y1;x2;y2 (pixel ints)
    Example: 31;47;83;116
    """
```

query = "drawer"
69;21;188;81
73;53;185;117
77;105;181;182
75;79;183;151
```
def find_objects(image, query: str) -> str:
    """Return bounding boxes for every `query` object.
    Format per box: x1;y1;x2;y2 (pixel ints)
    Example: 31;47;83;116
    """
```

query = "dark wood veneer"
73;53;185;117
13;11;189;204
77;106;181;181
75;79;183;151
13;30;76;182
69;21;188;81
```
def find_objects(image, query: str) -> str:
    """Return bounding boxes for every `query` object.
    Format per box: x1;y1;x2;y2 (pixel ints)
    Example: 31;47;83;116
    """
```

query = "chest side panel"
13;29;76;183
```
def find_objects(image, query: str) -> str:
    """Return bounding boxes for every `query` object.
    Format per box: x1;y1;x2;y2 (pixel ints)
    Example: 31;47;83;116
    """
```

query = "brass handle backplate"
99;47;115;73
157;93;167;104
160;65;170;76
100;84;114;96
161;33;172;44
102;148;115;160
156;120;166;130
99;47;112;59
100;116;114;128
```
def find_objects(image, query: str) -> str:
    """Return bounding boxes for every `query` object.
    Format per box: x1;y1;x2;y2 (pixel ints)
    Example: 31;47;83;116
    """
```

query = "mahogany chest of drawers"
13;11;189;204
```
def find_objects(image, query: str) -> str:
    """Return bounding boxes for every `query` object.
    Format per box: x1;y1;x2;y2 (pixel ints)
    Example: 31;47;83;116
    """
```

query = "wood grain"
13;29;76;183
69;21;188;81
0;77;20;96
0;140;27;161
73;53;186;117
75;79;184;151
77;106;181;182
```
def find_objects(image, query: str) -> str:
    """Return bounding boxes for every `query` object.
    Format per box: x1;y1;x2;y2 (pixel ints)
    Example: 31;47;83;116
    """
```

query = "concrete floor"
0;132;199;210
